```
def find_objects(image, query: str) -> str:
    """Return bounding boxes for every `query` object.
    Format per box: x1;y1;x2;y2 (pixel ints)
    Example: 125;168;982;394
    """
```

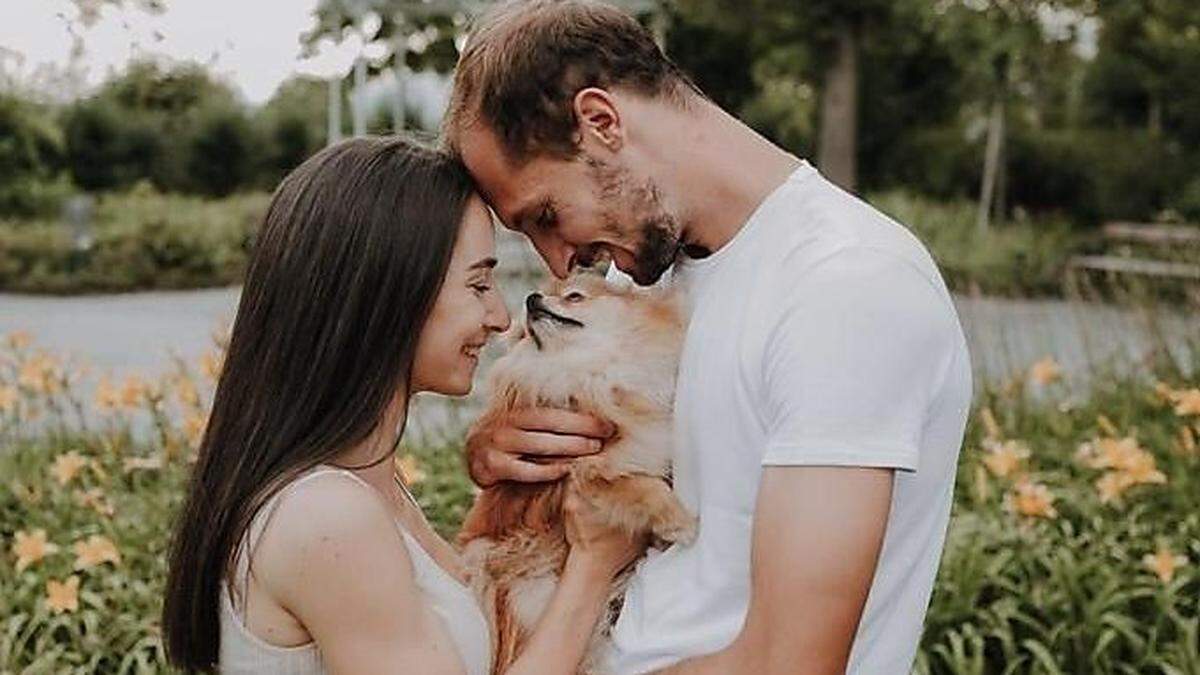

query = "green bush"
870;190;1078;297
0;96;69;218
0;189;268;294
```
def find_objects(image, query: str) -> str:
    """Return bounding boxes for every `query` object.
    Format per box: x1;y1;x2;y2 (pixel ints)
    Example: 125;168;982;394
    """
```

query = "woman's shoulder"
251;469;416;600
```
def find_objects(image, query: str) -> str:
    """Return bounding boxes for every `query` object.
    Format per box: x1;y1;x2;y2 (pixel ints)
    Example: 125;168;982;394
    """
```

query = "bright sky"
0;0;346;105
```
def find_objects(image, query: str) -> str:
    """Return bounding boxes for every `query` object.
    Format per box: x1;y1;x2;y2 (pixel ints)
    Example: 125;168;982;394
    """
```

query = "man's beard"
629;215;680;286
583;156;681;286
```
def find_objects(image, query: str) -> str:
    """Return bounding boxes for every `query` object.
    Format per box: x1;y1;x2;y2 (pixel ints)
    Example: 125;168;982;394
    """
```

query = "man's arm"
659;465;893;675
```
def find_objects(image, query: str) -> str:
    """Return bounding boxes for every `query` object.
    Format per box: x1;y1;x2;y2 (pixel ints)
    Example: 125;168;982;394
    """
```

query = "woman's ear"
573;87;624;152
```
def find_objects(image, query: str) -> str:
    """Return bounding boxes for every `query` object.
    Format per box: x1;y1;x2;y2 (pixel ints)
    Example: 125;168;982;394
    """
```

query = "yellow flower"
119;374;147;408
11;529;59;572
396;454;426;485
5;330;32;350
73;535;121;570
1029;356;1062;386
75;488;115;517
183;412;208;447
0;385;16;413
94;376;121;411
981;439;1030;478
1095;471;1134;504
123;454;164;473
46;576;80;613
1170;388;1200;417
1143;545;1188;583
50;450;90;486
1004;479;1057;519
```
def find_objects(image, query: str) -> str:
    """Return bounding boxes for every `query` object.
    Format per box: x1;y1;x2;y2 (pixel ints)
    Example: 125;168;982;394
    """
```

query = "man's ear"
573;87;623;152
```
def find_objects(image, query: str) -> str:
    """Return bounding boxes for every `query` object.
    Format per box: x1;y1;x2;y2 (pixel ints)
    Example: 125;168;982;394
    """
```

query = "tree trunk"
818;23;858;192
1148;94;1162;137
977;96;1005;232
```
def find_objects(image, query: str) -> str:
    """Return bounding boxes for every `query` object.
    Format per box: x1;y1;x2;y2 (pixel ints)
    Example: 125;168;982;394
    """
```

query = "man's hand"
465;408;615;487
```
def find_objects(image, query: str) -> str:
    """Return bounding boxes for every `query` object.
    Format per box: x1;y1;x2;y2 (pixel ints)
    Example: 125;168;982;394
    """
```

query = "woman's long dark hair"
162;136;475;671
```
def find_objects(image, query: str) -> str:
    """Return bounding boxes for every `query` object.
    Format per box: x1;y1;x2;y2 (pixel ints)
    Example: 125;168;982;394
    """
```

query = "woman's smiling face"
410;195;511;396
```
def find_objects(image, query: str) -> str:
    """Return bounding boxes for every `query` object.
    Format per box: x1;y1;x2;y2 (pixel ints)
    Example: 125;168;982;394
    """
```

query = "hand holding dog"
466;408;615;486
563;484;647;581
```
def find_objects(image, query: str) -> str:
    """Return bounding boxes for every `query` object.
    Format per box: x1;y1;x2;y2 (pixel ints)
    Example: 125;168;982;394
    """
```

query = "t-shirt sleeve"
760;246;960;471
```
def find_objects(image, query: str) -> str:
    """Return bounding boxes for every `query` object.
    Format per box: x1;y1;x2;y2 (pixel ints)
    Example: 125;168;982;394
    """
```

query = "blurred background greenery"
1;0;1199;295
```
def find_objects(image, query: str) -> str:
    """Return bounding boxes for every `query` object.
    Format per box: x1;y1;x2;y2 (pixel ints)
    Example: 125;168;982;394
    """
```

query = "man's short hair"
444;0;700;165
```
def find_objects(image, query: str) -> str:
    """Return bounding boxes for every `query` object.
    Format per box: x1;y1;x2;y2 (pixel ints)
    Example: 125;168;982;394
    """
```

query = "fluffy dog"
458;273;696;674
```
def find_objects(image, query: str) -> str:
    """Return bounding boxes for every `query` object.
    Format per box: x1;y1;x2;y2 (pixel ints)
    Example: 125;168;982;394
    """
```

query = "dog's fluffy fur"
458;274;696;674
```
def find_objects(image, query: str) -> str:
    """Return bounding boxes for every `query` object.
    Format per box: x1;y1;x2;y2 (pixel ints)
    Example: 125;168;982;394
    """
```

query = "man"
443;1;972;672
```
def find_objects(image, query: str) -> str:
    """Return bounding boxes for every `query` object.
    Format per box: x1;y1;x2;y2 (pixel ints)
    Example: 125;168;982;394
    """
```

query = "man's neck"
667;100;802;256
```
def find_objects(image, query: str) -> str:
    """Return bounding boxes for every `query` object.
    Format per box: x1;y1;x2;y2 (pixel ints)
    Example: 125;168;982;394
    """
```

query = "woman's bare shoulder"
251;471;416;605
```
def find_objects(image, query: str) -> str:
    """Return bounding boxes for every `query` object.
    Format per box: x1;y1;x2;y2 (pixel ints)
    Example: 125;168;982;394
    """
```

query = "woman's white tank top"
218;467;491;674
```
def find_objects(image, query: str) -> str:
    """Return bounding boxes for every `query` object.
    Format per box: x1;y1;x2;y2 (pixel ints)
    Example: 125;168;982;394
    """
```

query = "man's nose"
529;235;575;280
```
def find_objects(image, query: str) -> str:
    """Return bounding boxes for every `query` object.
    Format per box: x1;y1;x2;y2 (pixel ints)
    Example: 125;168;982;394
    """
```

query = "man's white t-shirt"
604;161;972;673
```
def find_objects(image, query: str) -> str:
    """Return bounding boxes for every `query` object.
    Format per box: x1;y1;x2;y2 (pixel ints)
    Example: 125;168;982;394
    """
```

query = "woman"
162;137;639;674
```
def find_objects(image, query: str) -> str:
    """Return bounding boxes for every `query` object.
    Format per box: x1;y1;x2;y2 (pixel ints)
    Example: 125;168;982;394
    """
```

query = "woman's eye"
471;283;491;295
563;291;585;303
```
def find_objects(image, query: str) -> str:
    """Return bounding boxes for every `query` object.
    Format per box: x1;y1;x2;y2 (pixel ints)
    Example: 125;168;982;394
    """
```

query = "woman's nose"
487;293;511;333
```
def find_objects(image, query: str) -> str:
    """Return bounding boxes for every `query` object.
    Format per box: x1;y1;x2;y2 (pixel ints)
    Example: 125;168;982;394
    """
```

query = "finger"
510;408;616;439
496;455;572;483
498;428;603;457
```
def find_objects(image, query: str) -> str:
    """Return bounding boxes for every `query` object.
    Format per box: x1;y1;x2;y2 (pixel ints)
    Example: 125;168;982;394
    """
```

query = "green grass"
2;335;1198;673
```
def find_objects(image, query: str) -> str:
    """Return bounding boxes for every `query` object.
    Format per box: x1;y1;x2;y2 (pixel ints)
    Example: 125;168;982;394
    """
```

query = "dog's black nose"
525;293;544;313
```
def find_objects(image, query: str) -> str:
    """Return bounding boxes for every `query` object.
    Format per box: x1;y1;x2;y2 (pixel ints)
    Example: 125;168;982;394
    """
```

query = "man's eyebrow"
468;257;499;271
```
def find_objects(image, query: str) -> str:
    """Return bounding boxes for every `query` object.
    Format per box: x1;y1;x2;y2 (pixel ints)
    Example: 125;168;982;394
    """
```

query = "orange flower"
1179;425;1197;456
94;376;121;411
18;353;60;394
1170;388;1200;417
75;488;115;517
0;385;16;413
1077;437;1144;471
1143;545;1188;583
73;535;121;570
1028;356;1062;386
50;450;90;486
1122;451;1167;486
981;439;1030;478
1095;471;1134;504
46;576;80;613
12;529;59;572
119;374;147;408
5;330;32;350
1004;479;1057;519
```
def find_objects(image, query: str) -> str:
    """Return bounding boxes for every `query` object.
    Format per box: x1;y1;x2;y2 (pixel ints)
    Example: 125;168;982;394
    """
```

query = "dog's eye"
563;291;586;303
